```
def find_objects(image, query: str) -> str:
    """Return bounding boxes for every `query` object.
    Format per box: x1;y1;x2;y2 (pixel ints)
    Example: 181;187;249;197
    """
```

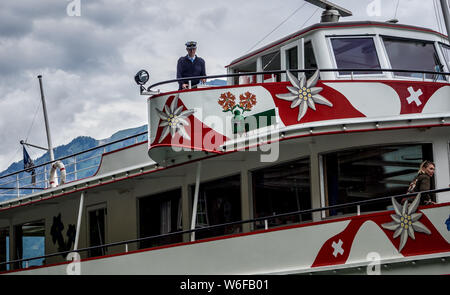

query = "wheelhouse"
226;21;450;83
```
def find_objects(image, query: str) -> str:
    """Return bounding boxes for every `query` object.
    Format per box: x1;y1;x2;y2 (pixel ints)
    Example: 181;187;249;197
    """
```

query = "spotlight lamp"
134;69;159;96
134;69;149;85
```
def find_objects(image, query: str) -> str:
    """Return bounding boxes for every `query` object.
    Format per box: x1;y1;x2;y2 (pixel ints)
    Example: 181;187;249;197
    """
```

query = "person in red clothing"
176;41;206;90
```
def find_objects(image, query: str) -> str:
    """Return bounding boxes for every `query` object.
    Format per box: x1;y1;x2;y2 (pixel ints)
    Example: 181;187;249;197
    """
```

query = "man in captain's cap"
176;41;206;90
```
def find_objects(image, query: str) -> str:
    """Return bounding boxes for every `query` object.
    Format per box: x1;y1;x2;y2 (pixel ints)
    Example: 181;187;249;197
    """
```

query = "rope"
246;2;308;53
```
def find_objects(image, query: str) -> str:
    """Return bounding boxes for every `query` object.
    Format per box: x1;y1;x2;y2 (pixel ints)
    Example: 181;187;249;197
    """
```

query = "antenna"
37;75;55;163
439;0;450;43
304;0;352;23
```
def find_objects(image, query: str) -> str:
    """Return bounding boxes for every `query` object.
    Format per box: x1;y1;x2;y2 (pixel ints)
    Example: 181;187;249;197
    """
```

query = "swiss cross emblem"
382;82;444;114
405;86;423;106
332;239;344;257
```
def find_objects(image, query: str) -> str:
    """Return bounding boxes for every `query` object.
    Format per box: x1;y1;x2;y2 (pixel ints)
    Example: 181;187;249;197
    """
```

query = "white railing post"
16;174;20;198
74;157;78;181
44;165;48;189
190;162;202;242
73;191;85;251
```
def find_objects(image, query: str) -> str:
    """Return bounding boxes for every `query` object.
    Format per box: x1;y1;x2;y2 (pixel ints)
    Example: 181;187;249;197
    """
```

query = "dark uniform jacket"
176;55;206;90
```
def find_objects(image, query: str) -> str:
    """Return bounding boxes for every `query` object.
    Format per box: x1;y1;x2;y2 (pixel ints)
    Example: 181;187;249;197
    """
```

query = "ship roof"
226;21;449;68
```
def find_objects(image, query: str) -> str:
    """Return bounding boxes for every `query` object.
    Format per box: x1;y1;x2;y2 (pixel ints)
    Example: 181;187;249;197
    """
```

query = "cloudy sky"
0;0;447;171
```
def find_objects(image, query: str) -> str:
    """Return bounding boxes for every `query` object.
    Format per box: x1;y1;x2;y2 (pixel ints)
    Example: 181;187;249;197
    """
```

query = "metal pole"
190;162;202;241
37;75;55;163
441;0;450;44
73;191;85;251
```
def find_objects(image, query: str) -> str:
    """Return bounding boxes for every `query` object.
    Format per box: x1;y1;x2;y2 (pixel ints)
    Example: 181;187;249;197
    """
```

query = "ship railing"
0;131;147;201
1;187;449;271
145;68;450;93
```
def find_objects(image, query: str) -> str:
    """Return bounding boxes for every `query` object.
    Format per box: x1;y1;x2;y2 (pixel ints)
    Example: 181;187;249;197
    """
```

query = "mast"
440;0;450;43
37;75;55;163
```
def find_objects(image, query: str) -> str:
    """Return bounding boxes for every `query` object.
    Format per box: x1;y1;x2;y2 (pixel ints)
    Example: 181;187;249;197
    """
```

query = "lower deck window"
88;207;107;257
138;189;182;249
14;221;45;268
323;144;433;216
252;158;312;229
191;174;241;239
0;227;9;271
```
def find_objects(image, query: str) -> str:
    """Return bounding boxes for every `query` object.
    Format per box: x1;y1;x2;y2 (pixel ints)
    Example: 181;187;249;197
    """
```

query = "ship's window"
190;174;241;240
88;206;107;258
138;188;182;249
304;41;318;79
234;62;257;85
440;43;450;73
14;220;45;268
323;144;433;217
383;37;445;80
331;37;382;75
262;51;281;82
0;227;10;271
252;157;312;229
286;46;298;71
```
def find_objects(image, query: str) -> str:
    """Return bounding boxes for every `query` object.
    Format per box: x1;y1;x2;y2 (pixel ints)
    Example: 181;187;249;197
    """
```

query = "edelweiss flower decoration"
381;193;431;252
276;70;333;121
156;95;195;143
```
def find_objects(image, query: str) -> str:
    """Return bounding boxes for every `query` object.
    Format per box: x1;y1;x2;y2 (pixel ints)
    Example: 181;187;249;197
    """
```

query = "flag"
23;146;36;185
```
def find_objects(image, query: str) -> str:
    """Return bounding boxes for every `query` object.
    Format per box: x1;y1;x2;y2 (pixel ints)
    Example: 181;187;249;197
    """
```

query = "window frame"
137;187;183;249
280;39;302;82
14;219;45;268
189;173;242;238
319;142;434;218
438;42;450;81
250;156;313;227
86;203;107;257
327;35;386;79
380;35;447;82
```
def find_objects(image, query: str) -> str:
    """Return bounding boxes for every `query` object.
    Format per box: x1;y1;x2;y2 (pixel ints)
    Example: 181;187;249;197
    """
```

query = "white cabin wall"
312;31;334;81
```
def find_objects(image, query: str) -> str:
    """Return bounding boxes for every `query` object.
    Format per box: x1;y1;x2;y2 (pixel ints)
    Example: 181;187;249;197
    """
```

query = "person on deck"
406;160;436;205
176;41;206;90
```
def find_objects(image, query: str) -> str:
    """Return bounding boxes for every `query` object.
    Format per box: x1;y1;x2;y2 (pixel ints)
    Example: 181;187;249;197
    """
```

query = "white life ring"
50;160;66;188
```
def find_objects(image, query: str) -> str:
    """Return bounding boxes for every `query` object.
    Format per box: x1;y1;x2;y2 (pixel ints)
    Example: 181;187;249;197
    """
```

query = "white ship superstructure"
0;1;449;275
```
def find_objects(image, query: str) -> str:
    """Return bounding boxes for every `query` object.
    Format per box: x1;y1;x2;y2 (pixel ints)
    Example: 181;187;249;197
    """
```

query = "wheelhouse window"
323;144;433;217
138;189;182;249
383;37;445;80
14;220;45;268
234;62;257;85
286;46;298;71
262;51;281;82
252;158;312;229
304;41;318;79
330;37;382;75
440;43;450;72
0;227;10;271
190;174;241;240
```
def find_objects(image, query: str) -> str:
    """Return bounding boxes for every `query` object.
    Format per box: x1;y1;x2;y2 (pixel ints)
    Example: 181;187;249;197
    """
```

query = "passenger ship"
0;0;449;275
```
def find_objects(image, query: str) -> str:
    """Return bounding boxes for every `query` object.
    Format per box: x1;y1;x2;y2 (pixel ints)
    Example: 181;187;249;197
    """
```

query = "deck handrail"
0;131;147;181
2;187;449;270
145;68;450;92
0;131;148;200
